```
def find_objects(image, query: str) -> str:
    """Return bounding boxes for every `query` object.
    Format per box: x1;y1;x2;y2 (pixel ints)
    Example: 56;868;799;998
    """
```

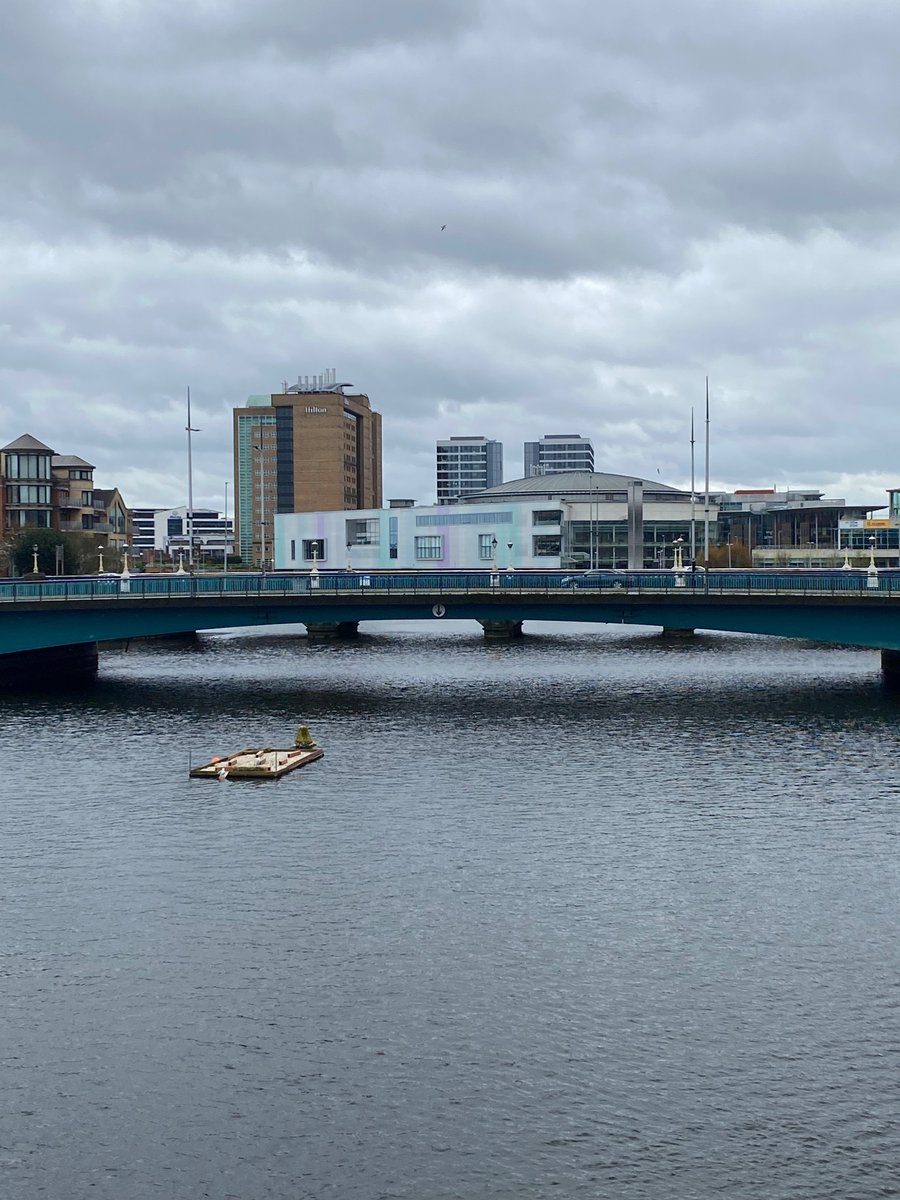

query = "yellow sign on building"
864;519;891;528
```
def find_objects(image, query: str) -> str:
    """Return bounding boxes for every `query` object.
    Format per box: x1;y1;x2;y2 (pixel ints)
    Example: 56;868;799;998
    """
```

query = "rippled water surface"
3;621;900;1199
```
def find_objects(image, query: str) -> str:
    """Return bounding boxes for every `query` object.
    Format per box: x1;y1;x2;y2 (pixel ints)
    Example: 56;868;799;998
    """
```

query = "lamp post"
224;480;229;575
506;541;514;572
97;545;105;573
346;542;354;572
185;387;200;571
253;442;266;570
673;536;686;587
121;546;130;577
867;535;879;590
310;541;320;589
31;543;39;574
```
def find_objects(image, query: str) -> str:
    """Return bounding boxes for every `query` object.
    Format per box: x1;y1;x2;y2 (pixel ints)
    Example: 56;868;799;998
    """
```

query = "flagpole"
696;405;700;564
703;377;710;562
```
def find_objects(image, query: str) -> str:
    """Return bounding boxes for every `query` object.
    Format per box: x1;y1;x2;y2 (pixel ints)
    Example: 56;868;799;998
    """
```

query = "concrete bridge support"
304;621;360;642
0;642;99;689
478;619;524;641
881;649;900;685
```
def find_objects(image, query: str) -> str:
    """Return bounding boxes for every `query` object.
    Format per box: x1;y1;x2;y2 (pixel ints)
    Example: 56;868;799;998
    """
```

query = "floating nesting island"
190;746;324;780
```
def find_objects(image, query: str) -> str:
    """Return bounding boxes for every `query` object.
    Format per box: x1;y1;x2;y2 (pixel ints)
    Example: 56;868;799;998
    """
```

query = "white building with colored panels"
274;472;710;572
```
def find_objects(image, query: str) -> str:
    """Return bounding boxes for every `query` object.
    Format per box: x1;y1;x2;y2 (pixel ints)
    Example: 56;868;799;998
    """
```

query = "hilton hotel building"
233;370;382;567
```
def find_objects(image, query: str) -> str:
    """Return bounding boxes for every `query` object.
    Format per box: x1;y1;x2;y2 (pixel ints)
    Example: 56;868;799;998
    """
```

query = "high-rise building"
524;434;594;476
233;370;382;567
436;437;503;504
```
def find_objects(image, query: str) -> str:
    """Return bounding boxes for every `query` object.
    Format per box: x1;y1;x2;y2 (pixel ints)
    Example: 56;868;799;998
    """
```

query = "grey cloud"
3;0;900;511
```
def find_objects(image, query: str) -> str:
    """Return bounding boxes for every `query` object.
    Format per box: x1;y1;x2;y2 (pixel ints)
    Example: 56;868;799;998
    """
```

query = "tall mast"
696;405;700;564
703;377;710;561
186;387;199;570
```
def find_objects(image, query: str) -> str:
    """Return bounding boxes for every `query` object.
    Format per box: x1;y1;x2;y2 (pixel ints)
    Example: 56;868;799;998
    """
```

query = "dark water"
3;621;900;1200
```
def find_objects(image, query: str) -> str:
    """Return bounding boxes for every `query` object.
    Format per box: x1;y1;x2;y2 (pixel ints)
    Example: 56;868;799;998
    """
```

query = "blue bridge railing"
1;569;899;602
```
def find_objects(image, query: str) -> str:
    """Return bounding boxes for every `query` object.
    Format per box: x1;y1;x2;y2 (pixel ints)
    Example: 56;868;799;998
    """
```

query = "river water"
2;621;899;1199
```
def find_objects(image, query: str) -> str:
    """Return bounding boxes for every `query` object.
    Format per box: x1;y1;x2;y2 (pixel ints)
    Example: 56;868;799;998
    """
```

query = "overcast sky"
3;0;900;511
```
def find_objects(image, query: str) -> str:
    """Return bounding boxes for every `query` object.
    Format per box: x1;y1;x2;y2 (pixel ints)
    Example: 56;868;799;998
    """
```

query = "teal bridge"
4;569;900;685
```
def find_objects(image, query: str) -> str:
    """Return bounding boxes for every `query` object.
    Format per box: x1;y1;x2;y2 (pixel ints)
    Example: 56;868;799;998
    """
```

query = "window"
4;453;51;480
416;511;512;527
5;484;51;504
478;533;496;561
302;539;325;561
532;510;562;526
415;535;443;560
81;490;93;506
13;509;51;527
346;517;380;546
533;535;560;556
290;539;296;561
168;517;183;536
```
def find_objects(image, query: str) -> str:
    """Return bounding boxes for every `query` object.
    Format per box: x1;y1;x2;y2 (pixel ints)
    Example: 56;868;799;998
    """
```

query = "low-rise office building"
131;506;234;566
275;471;713;571
713;487;884;566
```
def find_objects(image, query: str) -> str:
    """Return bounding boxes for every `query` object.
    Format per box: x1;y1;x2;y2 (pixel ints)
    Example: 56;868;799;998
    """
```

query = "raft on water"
190;746;324;780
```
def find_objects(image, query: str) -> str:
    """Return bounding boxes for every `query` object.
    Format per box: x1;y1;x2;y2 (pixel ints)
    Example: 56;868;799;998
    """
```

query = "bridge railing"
1;570;899;602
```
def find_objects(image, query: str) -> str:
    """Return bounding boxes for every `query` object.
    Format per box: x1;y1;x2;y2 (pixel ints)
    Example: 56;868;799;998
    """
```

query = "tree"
7;528;97;576
701;542;752;568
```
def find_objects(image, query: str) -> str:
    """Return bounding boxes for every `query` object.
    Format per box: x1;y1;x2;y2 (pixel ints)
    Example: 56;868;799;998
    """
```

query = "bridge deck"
3;571;900;659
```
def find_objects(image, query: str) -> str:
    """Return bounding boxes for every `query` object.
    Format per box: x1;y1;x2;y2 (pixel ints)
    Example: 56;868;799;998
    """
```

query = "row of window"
5;484;52;504
286;534;561;562
2;453;52;480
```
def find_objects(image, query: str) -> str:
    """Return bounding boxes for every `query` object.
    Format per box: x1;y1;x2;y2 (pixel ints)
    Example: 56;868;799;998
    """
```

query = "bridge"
4;569;900;685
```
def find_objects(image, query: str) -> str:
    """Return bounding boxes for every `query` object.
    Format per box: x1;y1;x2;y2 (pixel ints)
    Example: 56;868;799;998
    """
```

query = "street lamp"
491;536;498;571
97;545;105;573
121;546;130;577
867;535;879;590
185;387;200;570
253;443;266;571
346;542;354;572
506;541;514;572
310;541;320;589
673;536;686;587
31;543;39;574
223;480;229;575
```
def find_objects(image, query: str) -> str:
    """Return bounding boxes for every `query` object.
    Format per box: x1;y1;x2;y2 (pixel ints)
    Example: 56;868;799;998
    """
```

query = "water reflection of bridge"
4;571;900;685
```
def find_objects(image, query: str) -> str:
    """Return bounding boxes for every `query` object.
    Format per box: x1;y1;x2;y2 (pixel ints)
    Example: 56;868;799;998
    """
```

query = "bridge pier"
881;649;900;685
305;621;360;642
0;642;99;689
478;619;524;641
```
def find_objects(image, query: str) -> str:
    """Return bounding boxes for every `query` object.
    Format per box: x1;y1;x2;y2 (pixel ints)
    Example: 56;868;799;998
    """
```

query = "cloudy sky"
3;0;900;511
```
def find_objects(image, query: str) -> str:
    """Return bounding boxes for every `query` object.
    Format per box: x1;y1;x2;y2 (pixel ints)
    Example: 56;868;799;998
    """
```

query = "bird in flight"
440;224;446;231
